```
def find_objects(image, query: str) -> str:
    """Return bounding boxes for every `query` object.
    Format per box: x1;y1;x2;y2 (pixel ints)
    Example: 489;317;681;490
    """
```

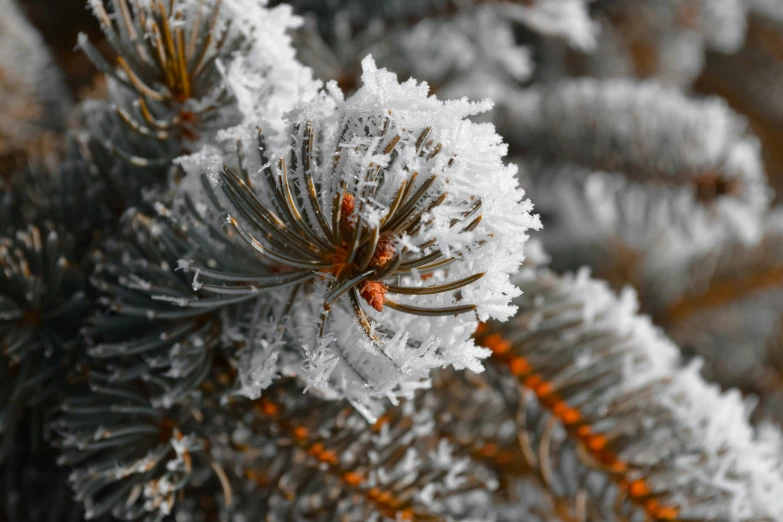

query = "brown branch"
658;265;783;326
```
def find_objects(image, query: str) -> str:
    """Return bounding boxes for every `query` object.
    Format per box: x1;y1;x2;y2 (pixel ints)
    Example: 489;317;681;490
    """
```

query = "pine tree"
1;1;782;521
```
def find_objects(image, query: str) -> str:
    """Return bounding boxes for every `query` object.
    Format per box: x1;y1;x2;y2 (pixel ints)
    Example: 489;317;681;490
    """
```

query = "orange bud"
342;472;364;486
628;480;650;498
509;357;531;376
483;333;511;355
370;234;396;268
341;193;355;218
359;280;388;312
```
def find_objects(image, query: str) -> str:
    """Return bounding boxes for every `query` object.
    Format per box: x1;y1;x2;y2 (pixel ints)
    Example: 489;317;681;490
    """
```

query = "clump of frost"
286;56;539;411
501;0;597;50
182;56;540;416
175;0;320;180
218;0;319;132
397;7;533;102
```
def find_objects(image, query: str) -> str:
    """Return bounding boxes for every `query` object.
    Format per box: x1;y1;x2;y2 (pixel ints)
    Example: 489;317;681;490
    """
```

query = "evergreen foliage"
1;1;782;521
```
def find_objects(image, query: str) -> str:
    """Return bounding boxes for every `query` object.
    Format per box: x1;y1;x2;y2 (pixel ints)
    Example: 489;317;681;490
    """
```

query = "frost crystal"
394;7;533;102
218;0;319;131
501;0;597;50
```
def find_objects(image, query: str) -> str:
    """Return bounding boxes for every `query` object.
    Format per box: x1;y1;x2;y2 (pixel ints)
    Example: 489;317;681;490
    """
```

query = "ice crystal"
501;0;597;50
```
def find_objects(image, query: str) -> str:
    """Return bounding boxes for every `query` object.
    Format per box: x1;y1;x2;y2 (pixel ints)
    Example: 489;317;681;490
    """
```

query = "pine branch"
694;6;783;200
171;56;539;411
2;135;118;248
53;357;236;521
72;0;316;214
222;379;497;521
535;0;747;87
290;0;594;48
289;0;589;99
477;268;783;521
425;368;631;521
0;0;70;157
86;210;231;408
500;78;770;288
1;225;88;467
77;0;245;161
643;210;783;425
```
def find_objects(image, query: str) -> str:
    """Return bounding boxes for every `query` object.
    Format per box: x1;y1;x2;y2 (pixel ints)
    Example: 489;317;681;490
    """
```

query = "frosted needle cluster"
179;56;540;402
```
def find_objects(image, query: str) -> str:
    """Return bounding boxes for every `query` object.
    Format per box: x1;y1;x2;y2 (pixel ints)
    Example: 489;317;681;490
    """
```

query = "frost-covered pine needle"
177;56;540;412
478;268;783;521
